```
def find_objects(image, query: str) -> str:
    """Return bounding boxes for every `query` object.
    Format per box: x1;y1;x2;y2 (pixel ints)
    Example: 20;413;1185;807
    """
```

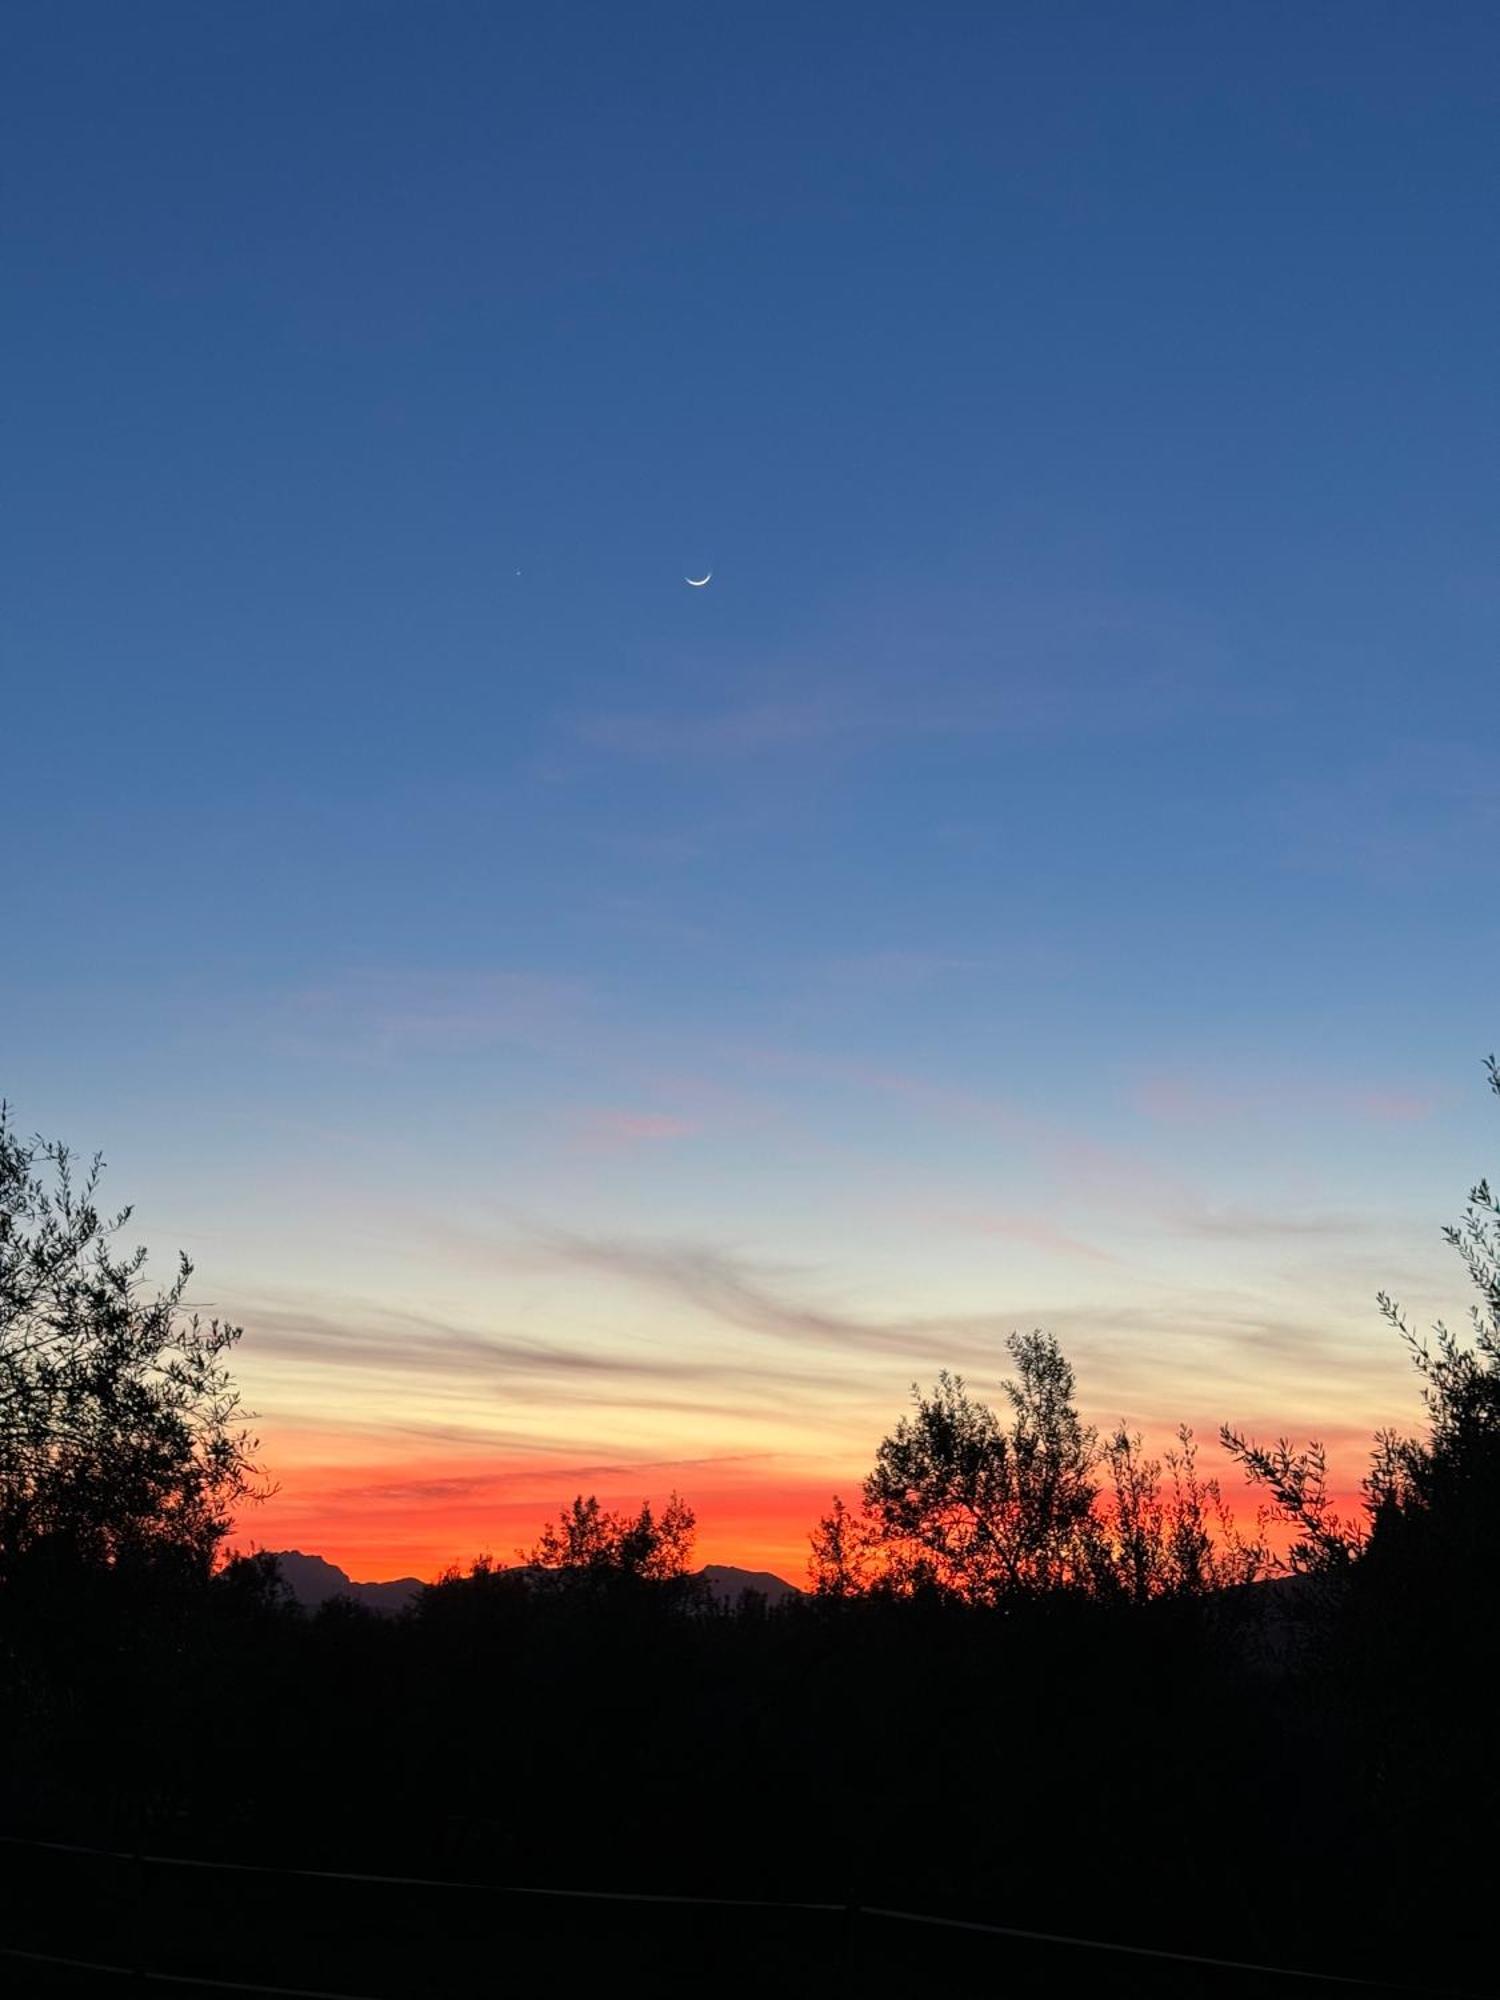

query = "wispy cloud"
949;1210;1123;1266
569;576;1260;767
579;699;849;758
807;949;989;992
727;1044;1199;1216
565;1108;700;1153
1175;1206;1374;1241
1133;1071;1439;1129
1272;740;1500;885
526;1228;970;1359
514;1226;1403;1419
573;676;1158;763
277;968;588;1065
731;1046;1036;1138
235;1288;867;1422
334;1449;775;1511
242;1298;705;1385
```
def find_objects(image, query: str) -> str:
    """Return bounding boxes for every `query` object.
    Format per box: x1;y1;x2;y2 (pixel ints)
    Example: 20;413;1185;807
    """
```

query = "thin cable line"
0;1832;840;1912
863;1905;1465;1995
0;1943;381;1999
0;1830;1477;1995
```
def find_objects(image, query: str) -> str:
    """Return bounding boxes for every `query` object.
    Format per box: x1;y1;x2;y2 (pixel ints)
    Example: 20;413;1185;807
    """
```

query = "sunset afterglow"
7;5;1495;1591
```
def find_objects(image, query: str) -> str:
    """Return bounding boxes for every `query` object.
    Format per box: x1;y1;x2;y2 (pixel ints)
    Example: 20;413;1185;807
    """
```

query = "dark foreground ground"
1;1570;1493;1999
0;1834;1455;2000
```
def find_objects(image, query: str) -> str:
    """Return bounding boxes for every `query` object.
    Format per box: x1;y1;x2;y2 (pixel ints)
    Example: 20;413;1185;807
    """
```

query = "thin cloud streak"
508;1225;1410;1416
329;1450;778;1510
728;1045;1396;1247
953;1211;1124;1266
1133;1071;1440;1129
524;1227;1019;1363
565;1109;700;1152
235;1290;873;1419
1175;1207;1376;1241
244;1299;698;1384
569;579;1260;766
275;968;591;1066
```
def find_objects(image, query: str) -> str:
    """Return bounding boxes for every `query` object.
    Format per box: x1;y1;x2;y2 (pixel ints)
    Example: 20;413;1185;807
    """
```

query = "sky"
4;2;1498;1581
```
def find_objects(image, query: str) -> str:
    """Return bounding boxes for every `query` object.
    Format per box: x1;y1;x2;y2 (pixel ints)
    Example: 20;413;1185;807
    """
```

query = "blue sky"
4;3;1498;1572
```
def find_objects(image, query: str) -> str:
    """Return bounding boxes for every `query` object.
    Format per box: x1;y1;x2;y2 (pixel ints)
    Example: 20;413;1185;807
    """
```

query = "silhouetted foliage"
1224;1054;1500;1595
0;1105;263;1580
1092;1424;1265;1603
1203;1058;1500;1985
5;1072;1500;1998
806;1493;876;1596
826;1332;1263;1603
1370;1065;1500;1554
859;1331;1100;1600
1216;1430;1365;1578
527;1489;697;1581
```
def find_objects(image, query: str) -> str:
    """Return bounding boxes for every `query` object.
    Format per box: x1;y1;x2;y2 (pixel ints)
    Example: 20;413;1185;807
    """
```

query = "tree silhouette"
821;1336;1259;1604
860;1330;1099;1600
806;1493;876;1596
0;1105;263;1578
1092;1424;1264;1601
8;1082;1499;1997
527;1490;697;1581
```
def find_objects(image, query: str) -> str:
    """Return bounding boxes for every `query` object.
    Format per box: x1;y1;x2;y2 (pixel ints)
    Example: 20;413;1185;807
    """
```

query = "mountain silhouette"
267;1550;425;1614
697;1563;801;1606
267;1551;799;1613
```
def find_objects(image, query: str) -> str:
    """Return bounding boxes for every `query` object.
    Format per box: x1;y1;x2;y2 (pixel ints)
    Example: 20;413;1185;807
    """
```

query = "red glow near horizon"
237;1435;1370;1586
239;1448;844;1584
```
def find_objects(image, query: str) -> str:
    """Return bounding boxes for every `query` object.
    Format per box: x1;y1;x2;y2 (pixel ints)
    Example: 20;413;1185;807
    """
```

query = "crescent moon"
685;571;712;587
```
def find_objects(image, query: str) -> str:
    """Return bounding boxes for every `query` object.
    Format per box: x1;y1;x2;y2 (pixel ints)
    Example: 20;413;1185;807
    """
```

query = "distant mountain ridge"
266;1551;801;1614
697;1563;800;1606
268;1550;426;1614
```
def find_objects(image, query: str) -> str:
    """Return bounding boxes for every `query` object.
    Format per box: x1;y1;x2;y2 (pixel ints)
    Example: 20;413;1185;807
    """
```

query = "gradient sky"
5;3;1498;1580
